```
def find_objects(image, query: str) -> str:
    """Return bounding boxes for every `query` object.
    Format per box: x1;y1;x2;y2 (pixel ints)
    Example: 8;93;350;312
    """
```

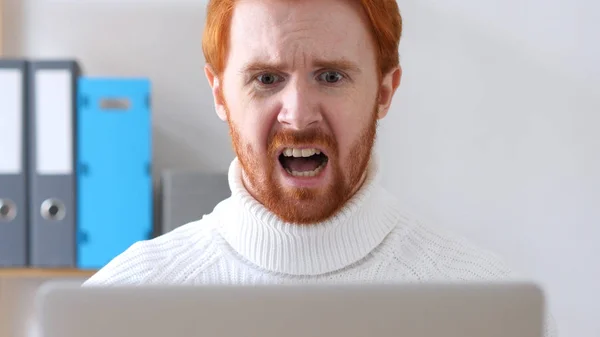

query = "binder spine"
27;60;81;268
76;77;153;269
0;59;29;267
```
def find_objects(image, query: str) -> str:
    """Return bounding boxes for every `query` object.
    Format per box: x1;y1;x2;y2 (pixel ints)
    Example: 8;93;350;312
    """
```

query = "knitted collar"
217;151;401;276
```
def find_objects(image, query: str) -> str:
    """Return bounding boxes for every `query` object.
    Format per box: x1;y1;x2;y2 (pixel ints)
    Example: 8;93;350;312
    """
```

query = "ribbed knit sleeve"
82;240;165;286
82;218;220;286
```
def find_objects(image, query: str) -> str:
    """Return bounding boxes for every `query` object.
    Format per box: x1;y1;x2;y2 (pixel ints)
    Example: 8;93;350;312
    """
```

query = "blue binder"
76;77;153;269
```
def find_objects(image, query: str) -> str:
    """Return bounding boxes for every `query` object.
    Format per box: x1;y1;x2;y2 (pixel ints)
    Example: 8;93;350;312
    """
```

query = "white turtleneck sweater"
83;155;556;336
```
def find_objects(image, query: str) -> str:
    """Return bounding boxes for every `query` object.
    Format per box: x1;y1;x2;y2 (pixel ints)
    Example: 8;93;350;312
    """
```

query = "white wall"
382;2;599;337
3;0;598;336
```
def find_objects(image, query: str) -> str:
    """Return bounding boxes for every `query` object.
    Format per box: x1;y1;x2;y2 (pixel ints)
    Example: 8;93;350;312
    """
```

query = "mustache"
268;128;338;156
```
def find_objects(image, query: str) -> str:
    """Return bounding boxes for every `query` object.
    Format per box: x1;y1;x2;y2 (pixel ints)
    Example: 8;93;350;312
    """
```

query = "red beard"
225;99;378;225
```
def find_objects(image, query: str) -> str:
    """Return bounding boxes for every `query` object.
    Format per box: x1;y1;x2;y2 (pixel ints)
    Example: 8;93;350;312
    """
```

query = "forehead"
227;0;376;70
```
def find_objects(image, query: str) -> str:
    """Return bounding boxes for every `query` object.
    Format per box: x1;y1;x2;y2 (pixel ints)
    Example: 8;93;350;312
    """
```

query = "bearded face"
204;0;400;224
226;100;379;224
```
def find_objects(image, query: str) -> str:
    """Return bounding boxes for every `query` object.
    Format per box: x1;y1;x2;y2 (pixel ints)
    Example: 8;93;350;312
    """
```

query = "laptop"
33;281;545;337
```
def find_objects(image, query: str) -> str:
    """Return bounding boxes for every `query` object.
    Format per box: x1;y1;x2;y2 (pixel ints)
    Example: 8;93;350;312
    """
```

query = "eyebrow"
314;59;361;74
239;59;362;74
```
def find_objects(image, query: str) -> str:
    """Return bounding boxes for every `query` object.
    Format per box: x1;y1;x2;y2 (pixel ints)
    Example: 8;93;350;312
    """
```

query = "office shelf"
0;268;96;278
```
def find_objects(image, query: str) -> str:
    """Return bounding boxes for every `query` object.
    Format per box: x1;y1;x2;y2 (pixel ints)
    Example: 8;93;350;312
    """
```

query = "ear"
204;63;228;122
376;66;402;119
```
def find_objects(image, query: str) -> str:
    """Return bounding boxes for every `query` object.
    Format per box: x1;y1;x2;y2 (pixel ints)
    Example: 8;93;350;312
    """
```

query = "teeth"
285;161;327;177
282;148;321;158
301;148;314;157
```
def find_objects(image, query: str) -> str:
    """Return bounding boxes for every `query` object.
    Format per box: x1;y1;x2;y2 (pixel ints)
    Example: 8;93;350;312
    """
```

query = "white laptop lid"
34;282;545;337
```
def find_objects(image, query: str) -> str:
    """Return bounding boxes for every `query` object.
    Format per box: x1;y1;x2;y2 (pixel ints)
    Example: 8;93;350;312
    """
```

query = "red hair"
202;0;402;78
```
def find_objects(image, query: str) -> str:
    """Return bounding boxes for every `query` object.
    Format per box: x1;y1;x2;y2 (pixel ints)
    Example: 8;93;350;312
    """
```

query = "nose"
277;78;322;130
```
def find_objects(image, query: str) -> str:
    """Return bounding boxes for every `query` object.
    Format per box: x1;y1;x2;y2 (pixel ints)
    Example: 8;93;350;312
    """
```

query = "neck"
217;152;403;276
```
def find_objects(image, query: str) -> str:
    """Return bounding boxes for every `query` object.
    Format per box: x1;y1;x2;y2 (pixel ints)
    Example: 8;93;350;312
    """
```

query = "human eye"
255;73;284;86
317;71;345;84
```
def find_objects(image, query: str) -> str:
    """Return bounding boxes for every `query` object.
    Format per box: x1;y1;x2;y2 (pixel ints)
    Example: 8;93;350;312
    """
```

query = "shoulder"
384;202;517;281
397;218;559;336
409;220;515;280
82;214;220;286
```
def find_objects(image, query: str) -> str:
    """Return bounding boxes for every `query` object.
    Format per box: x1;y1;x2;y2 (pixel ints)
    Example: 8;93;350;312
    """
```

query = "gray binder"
0;59;29;267
160;171;230;234
27;60;81;267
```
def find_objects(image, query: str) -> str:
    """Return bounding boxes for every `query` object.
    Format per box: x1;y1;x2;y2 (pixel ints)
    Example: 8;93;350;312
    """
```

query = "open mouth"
278;147;329;177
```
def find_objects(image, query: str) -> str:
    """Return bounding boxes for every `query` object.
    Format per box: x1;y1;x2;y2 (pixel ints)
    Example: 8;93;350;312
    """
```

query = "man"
84;0;555;335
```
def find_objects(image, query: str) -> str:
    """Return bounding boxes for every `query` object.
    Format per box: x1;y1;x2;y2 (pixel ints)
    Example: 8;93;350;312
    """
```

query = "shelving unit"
0;0;4;55
0;268;97;278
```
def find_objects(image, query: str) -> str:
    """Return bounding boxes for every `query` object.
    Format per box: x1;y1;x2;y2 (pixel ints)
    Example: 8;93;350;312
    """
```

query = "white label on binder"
35;69;73;175
0;69;23;174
